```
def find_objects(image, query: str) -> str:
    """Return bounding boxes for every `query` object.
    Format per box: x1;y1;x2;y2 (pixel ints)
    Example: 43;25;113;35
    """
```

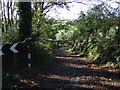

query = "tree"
18;2;32;41
33;2;69;17
32;2;69;42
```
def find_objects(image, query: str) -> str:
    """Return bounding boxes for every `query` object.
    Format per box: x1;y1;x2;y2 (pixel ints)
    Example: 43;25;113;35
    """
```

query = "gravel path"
36;48;120;89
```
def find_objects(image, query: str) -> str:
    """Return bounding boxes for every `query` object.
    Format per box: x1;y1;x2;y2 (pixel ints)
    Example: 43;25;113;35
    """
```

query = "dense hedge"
69;3;120;68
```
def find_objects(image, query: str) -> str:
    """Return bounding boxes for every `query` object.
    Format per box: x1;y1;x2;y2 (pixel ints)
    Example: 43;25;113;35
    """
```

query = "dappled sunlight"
104;68;120;73
75;76;120;89
54;56;74;60
63;63;87;68
19;79;39;87
98;78;120;87
74;84;105;89
40;73;120;89
55;55;120;73
44;74;96;82
15;74;39;87
33;49;120;89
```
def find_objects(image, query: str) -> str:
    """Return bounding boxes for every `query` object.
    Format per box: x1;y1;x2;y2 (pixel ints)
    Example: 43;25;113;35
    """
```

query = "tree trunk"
18;2;32;41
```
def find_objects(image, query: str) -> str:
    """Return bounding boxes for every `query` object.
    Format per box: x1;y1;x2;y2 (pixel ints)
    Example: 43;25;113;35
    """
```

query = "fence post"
27;45;31;68
13;54;17;70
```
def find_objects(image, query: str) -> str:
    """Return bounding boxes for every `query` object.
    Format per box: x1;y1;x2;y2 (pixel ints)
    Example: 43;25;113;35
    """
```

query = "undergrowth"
2;42;54;88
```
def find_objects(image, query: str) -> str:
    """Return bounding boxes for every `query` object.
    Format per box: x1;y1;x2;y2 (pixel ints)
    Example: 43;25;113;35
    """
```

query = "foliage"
68;3;120;68
55;24;76;41
2;26;19;44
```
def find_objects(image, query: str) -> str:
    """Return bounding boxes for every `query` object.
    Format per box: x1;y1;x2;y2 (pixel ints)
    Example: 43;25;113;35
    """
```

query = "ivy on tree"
18;2;32;41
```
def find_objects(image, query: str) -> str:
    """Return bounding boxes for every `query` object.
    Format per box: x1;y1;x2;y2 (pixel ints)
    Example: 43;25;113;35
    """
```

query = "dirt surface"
32;48;120;89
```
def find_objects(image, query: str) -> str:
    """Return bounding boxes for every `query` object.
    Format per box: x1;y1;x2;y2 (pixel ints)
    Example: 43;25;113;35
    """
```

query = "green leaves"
69;2;119;68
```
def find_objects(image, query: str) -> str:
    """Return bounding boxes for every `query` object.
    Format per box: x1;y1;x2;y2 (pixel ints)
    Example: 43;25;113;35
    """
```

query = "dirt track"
35;48;120;89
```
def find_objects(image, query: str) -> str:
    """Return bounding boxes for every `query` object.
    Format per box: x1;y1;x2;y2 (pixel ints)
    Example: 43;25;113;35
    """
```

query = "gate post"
27;45;31;68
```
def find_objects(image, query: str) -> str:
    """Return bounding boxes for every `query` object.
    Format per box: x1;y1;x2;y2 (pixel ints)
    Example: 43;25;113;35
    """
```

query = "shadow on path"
36;48;120;89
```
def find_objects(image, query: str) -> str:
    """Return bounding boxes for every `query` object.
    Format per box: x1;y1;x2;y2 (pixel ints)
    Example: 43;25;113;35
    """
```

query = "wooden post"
27;46;31;68
13;54;17;70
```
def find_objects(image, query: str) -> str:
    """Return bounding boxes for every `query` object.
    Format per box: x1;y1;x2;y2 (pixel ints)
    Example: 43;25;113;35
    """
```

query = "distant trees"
1;1;20;43
1;1;16;33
